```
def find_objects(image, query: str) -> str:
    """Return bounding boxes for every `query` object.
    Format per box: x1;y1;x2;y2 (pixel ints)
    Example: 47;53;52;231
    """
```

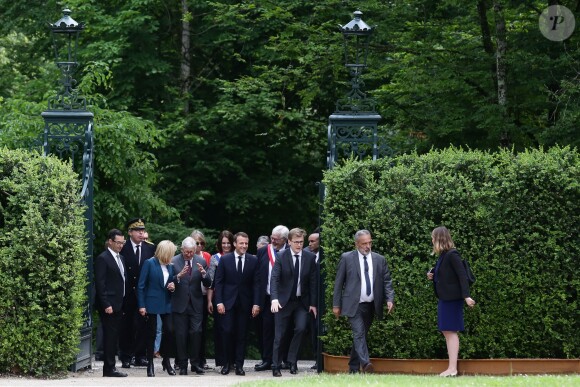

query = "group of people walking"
94;220;323;378
95;218;474;378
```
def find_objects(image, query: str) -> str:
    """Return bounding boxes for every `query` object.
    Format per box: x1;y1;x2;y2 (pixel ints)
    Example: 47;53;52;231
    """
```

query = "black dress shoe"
254;361;272;371
349;369;359;374
121;361;131;369
147;363;155;377
254;361;265;369
191;365;205;375
220;364;230;375
179;368;188;375
311;362;318;370
235;367;245;376
273;368;282;377
290;363;298;375
103;370;128;377
135;358;149;367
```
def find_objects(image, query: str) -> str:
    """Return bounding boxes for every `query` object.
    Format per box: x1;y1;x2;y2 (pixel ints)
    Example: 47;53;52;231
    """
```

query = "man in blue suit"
214;232;261;376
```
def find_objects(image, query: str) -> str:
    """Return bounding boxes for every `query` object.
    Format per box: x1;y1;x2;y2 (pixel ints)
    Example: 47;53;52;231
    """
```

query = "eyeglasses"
113;240;126;245
195;241;206;246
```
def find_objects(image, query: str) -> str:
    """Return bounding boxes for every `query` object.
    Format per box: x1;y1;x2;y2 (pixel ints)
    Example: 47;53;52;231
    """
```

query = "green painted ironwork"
327;10;393;170
42;9;94;372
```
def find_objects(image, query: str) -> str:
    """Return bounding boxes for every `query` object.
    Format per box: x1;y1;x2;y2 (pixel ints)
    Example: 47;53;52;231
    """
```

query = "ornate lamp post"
327;10;392;169
48;8;85;111
42;8;94;372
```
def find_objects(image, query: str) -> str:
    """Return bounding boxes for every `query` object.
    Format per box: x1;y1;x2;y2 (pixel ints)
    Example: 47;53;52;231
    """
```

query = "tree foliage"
0;0;579;244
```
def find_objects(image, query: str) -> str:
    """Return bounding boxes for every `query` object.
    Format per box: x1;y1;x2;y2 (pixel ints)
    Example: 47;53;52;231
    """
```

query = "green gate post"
42;9;94;372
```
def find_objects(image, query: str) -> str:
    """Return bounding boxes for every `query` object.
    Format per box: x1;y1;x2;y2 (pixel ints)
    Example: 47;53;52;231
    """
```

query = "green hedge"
321;147;579;359
0;148;87;375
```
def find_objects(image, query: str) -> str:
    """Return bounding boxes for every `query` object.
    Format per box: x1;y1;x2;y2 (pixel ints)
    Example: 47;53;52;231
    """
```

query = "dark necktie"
136;244;141;265
291;254;300;298
363;255;371;296
186;260;192;277
237;256;243;275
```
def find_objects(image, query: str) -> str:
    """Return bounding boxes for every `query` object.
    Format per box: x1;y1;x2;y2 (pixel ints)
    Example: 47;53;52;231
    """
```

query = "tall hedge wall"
0;148;87;375
321;147;579;359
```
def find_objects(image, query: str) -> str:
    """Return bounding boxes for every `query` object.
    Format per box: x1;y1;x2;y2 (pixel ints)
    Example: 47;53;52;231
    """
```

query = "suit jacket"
214;252;260;311
333;250;395;319
94;249;126;312
171;253;211;314
303;246;322;263
433;249;470;301
137;257;175;314
120;241;156;300
271;249;318;311
256;244;278;309
303;246;322;279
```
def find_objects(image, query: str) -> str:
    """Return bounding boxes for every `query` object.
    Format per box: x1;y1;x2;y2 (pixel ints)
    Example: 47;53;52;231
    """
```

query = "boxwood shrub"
0;148;87;375
321;146;579;359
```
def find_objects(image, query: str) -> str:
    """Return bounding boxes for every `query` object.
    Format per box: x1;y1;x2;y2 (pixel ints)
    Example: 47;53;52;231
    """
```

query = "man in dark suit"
333;229;395;374
94;229;129;377
171;237;211;375
214;232;261;376
254;225;289;372
304;230;322;370
119;218;156;368
271;228;317;377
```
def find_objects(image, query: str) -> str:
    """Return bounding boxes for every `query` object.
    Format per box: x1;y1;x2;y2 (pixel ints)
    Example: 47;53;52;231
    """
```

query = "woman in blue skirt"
427;226;476;377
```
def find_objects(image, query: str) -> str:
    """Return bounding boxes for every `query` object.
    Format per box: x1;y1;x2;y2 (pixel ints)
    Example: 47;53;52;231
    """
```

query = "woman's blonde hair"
155;240;176;265
431;226;455;255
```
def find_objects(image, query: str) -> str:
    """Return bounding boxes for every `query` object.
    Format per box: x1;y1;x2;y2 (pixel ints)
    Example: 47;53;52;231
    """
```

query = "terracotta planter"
322;353;580;375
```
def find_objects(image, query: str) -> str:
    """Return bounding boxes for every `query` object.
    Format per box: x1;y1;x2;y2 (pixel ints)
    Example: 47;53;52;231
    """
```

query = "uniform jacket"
120;241;156;299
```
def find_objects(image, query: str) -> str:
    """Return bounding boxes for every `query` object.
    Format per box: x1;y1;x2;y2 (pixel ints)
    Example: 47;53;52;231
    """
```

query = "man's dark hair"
107;228;124;241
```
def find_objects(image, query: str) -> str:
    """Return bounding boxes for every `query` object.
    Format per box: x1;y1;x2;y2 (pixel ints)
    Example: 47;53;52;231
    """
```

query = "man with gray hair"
254;225;289;371
171;237;211;375
333;229;395;374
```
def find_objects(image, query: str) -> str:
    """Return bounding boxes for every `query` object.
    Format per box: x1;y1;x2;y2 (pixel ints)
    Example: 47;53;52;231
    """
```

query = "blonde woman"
137;240;177;377
427;227;476;377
